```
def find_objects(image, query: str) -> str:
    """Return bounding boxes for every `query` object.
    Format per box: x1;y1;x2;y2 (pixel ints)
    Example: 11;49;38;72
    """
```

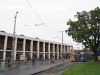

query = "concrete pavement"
0;59;70;75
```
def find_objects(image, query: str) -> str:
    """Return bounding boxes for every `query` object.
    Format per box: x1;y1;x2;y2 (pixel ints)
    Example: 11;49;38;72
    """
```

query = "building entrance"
6;52;11;57
0;51;3;61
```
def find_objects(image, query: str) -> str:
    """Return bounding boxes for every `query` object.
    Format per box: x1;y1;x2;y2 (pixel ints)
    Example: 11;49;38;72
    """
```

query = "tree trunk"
93;37;98;61
94;48;98;61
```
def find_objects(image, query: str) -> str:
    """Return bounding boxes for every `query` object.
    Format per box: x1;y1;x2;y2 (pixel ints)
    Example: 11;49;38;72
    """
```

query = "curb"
30;61;67;75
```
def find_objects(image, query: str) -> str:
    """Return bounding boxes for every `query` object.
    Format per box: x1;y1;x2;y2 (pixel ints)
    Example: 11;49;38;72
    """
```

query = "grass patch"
60;62;100;75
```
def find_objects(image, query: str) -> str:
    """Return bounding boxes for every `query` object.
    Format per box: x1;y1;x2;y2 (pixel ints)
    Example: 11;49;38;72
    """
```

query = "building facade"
0;31;73;61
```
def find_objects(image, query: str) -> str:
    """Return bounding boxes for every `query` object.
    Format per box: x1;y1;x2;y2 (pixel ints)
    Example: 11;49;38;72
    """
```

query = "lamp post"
11;12;18;61
25;23;44;27
59;31;64;61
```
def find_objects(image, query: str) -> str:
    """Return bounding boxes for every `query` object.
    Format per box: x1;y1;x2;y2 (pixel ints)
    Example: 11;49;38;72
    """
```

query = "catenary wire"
25;0;68;43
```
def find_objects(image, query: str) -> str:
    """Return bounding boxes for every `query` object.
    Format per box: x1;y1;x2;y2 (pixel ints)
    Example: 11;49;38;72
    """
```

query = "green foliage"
60;62;100;75
66;7;100;60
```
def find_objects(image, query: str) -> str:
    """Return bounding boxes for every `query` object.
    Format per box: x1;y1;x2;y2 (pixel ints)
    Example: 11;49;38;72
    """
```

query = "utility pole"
11;12;18;61
59;31;64;61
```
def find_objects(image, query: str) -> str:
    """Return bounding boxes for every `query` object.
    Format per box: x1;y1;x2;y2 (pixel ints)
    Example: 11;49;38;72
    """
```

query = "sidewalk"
0;59;70;75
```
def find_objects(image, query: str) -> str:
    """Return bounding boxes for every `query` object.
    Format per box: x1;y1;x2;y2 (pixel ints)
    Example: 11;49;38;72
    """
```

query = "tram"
97;44;100;60
70;52;94;62
80;52;94;62
70;54;81;62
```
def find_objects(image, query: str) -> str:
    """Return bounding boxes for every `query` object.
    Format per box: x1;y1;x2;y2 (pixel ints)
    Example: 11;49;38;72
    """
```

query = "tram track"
31;62;80;75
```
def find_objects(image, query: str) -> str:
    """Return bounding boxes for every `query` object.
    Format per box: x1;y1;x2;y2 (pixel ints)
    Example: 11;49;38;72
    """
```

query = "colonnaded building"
0;31;73;61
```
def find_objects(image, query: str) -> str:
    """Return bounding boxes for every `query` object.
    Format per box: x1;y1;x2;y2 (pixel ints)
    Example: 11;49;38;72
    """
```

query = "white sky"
0;0;100;49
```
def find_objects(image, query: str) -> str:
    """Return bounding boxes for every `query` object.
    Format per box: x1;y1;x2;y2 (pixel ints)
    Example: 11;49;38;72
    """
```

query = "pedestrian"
51;56;55;63
25;56;27;63
40;56;44;64
6;56;10;64
27;56;30;61
32;57;35;64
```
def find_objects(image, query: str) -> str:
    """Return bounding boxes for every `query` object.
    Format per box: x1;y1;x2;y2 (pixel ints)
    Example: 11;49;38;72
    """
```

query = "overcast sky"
0;0;100;49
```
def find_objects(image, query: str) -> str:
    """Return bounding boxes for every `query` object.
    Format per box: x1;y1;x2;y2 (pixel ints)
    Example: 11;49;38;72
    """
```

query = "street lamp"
11;12;18;61
25;23;44;27
35;23;44;26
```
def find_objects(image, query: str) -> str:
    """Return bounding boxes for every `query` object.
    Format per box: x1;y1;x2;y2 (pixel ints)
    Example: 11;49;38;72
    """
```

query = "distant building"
73;50;83;54
0;31;73;61
73;49;91;54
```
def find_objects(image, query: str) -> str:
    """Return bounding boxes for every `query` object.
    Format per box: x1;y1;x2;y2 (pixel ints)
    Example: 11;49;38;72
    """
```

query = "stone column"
67;46;69;59
48;43;50;60
72;46;74;54
53;44;55;58
65;46;66;53
43;42;45;60
71;46;72;53
57;44;59;59
23;39;26;60
60;45;62;58
70;46;71;53
14;37;17;60
30;40;33;59
3;36;8;61
37;41;39;59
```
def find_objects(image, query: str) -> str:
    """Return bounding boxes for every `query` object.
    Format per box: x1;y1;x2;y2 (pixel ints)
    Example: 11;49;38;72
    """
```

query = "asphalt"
0;59;70;75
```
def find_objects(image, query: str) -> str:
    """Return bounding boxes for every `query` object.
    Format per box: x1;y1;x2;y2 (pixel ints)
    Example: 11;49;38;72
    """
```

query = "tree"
66;7;100;61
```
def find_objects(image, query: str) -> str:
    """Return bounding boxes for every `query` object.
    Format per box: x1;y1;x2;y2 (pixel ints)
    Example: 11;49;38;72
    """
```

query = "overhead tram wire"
43;23;62;40
25;0;43;22
25;0;67;43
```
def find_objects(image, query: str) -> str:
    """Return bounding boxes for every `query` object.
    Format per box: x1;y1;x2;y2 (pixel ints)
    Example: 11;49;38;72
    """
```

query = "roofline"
0;32;73;46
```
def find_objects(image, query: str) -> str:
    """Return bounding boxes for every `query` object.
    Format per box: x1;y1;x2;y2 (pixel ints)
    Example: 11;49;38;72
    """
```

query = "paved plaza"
0;59;70;75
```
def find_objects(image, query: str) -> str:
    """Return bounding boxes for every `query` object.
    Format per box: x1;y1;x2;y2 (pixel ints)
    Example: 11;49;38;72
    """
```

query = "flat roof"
0;32;73;46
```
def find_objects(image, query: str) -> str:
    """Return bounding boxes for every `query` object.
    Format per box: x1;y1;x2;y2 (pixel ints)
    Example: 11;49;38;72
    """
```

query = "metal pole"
60;31;64;61
11;12;18;61
59;31;64;61
62;31;64;61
